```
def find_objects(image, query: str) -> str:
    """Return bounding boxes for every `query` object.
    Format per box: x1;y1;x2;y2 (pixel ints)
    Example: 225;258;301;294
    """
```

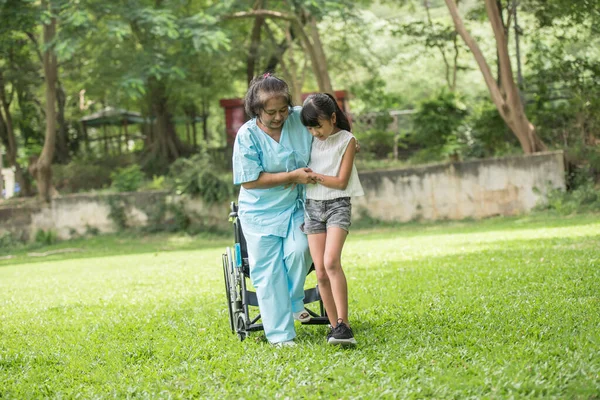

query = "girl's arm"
242;167;316;189
314;138;356;190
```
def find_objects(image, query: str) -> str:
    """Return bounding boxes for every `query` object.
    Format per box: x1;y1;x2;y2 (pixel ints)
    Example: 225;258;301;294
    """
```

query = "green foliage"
168;152;232;204
353;127;395;160
523;0;600;27
107;196;128;230
463;101;520;158
34;229;57;246
3;0;600;198
144;202;167;233
168;203;191;232
110;165;145;193
412;90;468;148
53;162;111;194
0;232;25;251
526;36;600;140
536;167;600;214
53;155;134;193
85;224;100;236
349;77;404;114
146;175;166;191
411;90;468;159
143;202;190;233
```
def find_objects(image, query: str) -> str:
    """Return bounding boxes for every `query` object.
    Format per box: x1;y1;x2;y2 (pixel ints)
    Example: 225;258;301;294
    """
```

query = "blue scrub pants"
244;211;312;344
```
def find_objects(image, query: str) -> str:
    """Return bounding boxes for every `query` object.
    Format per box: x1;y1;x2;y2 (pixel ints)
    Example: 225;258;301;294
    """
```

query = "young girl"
300;93;364;345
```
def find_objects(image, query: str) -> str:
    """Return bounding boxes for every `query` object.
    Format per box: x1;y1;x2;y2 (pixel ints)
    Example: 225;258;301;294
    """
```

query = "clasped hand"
284;167;319;190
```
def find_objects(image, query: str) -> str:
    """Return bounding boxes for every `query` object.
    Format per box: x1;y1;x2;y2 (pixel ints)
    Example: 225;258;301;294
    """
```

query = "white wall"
353;151;565;222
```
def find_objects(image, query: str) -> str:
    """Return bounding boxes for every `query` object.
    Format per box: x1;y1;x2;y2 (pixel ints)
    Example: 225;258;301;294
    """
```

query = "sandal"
293;309;311;323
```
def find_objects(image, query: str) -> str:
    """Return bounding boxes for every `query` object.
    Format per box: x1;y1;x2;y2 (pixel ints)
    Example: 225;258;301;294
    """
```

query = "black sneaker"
326;326;335;342
328;320;357;345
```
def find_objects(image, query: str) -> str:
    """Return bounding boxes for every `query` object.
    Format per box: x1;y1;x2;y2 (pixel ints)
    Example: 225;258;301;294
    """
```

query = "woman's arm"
242;167;317;189
314;138;356;191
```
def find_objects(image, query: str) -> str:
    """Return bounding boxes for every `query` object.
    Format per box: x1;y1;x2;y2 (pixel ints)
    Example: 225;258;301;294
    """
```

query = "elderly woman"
232;73;317;346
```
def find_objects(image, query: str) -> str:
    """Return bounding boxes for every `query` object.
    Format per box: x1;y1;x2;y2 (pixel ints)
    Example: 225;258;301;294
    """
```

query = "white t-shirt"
306;129;365;200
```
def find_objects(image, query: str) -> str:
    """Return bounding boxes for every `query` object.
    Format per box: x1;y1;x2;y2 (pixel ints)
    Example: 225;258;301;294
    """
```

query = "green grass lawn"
1;212;599;398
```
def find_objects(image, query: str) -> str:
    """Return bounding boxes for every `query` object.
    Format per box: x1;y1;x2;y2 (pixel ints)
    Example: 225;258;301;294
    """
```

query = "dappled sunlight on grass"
346;217;600;263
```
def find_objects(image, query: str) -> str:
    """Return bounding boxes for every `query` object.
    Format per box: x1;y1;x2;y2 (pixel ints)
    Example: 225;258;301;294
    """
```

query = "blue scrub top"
233;106;313;237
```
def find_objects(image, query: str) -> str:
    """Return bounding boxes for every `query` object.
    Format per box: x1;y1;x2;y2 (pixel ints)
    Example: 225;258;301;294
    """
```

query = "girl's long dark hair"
300;93;351;132
244;73;293;118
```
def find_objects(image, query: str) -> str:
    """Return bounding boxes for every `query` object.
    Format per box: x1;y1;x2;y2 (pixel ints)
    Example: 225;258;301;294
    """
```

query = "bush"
53;155;135;193
53;161;111;193
168;152;232;204
144;175;166;191
412;90;468;151
107;196;128;230
0;232;25;251
34;229;57;246
111;165;145;193
536;167;600;214
464;101;520;158
353;129;396;160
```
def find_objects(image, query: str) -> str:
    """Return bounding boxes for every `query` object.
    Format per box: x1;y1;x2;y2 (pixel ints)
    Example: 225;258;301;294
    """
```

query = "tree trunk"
443;0;545;153
306;15;333;95
55;81;69;163
192;110;198;149
185;120;191;145
35;0;58;202
81;122;90;153
247;0;265;84
148;79;183;167
266;24;304;105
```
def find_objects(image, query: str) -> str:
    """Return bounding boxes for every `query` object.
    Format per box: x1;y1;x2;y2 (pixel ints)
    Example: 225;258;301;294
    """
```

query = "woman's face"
259;96;289;131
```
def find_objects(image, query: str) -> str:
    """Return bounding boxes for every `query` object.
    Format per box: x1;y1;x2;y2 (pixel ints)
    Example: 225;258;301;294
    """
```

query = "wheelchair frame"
222;202;329;341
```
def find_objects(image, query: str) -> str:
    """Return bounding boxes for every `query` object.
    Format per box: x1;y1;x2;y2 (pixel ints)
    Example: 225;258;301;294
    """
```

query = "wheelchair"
222;202;329;341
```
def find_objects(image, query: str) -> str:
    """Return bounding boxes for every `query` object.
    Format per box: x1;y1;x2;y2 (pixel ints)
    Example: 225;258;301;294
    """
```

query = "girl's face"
258;95;289;131
307;113;339;141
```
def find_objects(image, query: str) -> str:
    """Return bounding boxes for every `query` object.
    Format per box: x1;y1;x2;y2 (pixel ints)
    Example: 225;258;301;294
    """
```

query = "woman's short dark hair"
244;73;293;118
300;93;351;132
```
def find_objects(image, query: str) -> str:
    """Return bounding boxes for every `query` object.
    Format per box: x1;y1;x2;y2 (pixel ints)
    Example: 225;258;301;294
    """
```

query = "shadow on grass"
0;231;232;268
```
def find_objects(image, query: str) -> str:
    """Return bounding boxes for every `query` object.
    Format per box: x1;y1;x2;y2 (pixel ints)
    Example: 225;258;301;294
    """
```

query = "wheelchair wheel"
222;252;235;332
236;313;248;341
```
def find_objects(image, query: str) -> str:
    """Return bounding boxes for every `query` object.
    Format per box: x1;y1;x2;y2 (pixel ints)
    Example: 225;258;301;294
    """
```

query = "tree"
443;0;545;153
222;1;339;94
34;0;59;202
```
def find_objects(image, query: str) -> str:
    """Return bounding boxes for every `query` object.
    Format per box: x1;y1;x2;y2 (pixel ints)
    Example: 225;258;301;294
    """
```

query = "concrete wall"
0;151;565;240
0;191;229;241
353;151;565;222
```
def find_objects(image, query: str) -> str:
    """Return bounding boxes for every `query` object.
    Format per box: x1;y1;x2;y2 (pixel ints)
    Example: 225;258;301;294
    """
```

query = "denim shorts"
302;197;352;234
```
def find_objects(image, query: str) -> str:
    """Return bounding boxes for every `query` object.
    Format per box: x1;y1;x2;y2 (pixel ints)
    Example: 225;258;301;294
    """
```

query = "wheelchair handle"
229;201;239;221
